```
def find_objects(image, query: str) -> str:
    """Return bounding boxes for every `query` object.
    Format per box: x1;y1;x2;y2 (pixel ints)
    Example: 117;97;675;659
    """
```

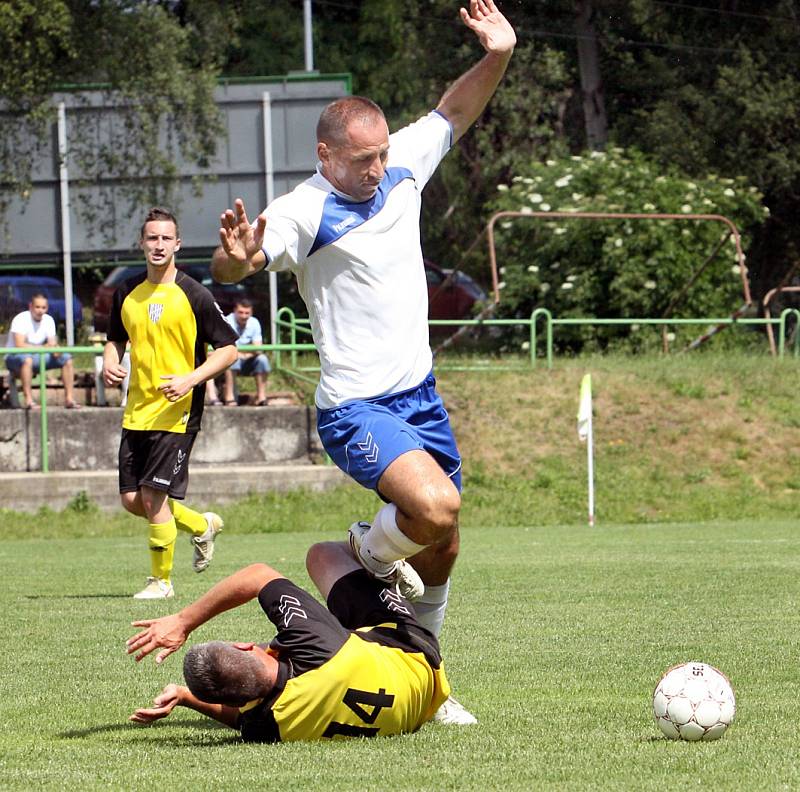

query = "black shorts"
118;429;197;499
327;570;442;668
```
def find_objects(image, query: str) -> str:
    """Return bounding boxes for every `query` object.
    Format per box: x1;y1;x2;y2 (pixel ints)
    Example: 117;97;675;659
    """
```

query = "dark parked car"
0;275;83;326
92;263;270;333
425;260;486;321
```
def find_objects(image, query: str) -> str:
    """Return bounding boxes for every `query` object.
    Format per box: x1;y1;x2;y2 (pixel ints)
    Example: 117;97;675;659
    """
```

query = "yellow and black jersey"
237;573;451;742
108;271;237;433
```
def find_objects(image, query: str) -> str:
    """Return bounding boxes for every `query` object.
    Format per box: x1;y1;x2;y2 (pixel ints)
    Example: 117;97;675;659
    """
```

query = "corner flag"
577;373;592;442
576;374;595;526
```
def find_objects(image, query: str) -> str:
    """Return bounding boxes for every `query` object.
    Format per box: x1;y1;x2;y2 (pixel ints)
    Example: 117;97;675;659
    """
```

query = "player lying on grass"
126;541;451;741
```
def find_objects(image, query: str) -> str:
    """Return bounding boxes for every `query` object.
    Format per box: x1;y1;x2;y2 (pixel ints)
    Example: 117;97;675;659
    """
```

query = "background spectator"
222;298;271;406
5;293;81;409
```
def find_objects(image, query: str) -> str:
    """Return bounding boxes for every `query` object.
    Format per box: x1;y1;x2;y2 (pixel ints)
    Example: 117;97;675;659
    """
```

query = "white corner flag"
577;373;595;527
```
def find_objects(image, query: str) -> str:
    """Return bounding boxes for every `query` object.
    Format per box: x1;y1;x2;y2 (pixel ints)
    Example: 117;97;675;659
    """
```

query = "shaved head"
316;96;386;148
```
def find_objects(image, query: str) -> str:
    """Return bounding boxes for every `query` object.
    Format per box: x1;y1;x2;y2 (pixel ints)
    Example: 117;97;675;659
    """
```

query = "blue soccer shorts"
316;371;462;494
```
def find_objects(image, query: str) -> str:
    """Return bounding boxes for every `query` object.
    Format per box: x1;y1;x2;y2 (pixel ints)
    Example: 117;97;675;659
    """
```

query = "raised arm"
437;0;516;143
211;198;268;284
126;562;284;664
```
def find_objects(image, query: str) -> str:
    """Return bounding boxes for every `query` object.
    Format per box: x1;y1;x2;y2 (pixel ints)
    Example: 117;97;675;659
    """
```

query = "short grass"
2;521;799;791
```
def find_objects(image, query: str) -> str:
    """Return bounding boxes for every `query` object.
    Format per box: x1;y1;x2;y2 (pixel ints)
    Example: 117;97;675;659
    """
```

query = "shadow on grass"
25;594;132;599
60;719;239;743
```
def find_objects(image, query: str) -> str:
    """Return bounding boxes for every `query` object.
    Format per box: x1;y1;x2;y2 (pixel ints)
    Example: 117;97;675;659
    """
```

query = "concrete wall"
0;405;349;511
0;405;323;472
0;464;348;511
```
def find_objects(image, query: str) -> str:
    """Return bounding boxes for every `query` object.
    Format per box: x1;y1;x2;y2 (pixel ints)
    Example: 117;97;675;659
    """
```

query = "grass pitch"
2;520;798;791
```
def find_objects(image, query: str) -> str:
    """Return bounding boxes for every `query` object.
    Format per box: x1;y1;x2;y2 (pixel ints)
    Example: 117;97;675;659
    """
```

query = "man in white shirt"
5;292;80;409
211;0;516;725
222;298;271;406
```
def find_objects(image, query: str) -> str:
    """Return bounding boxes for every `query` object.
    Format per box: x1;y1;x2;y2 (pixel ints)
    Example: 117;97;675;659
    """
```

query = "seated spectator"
5;293;81;409
222;299;270;406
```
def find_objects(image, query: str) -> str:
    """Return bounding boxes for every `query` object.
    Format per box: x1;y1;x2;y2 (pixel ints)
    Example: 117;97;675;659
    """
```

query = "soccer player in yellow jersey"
126;541;451;741
103;207;238;600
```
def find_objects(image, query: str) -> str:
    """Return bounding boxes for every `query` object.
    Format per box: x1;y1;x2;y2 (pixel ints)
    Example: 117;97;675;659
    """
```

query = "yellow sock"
169;498;207;536
148;519;177;581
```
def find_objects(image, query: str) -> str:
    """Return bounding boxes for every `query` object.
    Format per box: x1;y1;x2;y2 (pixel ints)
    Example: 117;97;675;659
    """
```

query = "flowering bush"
488;147;768;351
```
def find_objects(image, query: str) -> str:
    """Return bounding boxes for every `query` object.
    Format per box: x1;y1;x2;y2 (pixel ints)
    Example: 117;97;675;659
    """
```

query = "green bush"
488;147;769;352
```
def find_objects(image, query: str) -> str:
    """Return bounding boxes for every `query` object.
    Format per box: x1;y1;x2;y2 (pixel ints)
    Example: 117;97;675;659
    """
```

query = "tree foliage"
488;147;768;351
0;0;231;239
230;0;796;306
591;0;800;300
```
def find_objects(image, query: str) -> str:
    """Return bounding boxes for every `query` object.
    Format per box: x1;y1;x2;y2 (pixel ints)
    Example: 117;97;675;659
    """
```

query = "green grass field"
3;520;798;791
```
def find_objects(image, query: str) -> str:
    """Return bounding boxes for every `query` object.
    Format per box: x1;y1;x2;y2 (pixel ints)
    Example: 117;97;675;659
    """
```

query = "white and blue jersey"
259;110;452;410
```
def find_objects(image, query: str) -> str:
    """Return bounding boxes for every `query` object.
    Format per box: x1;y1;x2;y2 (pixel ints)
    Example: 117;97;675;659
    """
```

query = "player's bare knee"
305;542;331;575
433;483;460;532
413;485;460;543
139;492;156;513
306;540;349;576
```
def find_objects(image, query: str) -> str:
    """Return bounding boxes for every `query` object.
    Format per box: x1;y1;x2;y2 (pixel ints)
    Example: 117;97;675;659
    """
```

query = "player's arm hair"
103;340;127;365
211;245;266;284
175;685;241;729
191;344;238;386
178;563;285;635
436;49;513;143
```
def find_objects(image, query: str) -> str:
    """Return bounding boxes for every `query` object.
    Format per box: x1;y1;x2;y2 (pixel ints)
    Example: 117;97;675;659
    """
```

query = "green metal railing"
272;305;800;375
527;308;800;368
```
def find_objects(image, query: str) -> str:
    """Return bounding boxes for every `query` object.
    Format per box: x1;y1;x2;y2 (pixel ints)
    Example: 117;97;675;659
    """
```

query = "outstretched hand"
129;683;184;724
219;198;267;265
126;613;188;664
459;0;516;55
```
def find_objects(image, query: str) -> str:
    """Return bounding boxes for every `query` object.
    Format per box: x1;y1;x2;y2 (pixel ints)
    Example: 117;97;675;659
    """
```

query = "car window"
20;283;64;301
426;268;444;286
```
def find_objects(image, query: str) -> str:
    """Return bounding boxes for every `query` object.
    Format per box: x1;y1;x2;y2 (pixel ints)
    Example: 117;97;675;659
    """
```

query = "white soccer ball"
652;661;736;741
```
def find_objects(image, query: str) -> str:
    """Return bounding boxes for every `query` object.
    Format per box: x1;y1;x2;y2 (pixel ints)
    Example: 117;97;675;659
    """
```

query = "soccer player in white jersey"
211;0;516;725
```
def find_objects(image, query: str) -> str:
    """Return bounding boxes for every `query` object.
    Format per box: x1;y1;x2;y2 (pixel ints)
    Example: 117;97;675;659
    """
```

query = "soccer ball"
652;661;736;741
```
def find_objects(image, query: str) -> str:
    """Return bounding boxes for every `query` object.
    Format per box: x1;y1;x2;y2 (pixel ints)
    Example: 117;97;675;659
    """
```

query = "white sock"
360;503;427;567
413;579;450;638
